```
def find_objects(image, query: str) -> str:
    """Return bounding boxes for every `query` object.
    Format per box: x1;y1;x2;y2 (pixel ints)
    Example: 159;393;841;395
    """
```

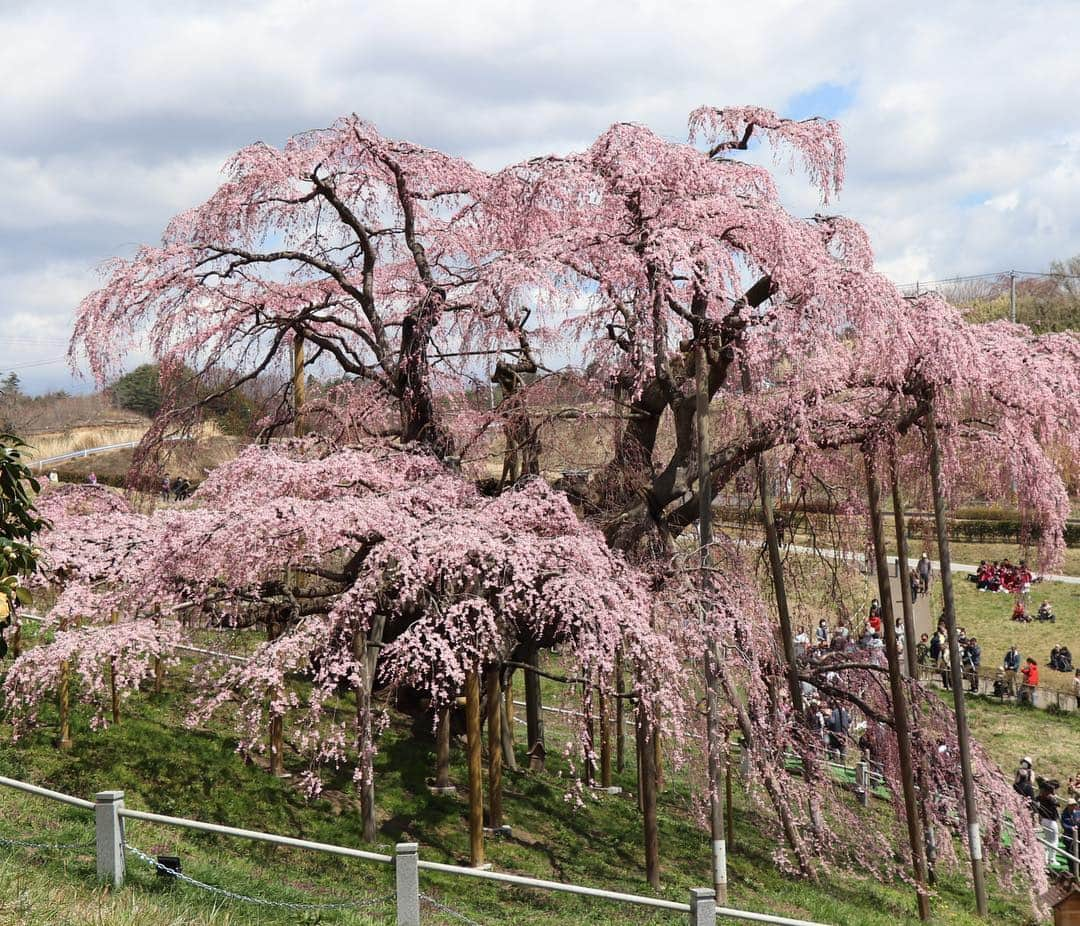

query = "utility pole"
695;293;728;905
926;403;988;917
1009;272;1017;324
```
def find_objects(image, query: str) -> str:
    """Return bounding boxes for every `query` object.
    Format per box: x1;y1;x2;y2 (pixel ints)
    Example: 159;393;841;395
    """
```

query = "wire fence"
124;842;395;913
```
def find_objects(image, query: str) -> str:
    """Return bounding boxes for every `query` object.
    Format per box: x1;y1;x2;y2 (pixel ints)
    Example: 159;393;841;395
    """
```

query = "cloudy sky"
3;0;1079;393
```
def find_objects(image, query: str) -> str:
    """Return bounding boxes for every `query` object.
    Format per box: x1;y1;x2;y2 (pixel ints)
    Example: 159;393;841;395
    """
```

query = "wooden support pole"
926;404;988;917
465;669;485;866
599;682;612;789
615;650;625;774
153;605;164;695
867;452;931;921
485;665;503;830
269;712;284;776
58;615;72;750
890;460;918;677
435;706;451;789
524;644;544;754
109;611;120;725
637;704;660;888
292;335;305;437
699;301;728;903
501;670;517;771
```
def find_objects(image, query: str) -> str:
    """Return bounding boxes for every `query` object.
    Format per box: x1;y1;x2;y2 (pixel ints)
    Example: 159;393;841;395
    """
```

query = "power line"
896;269;1080;289
2;357;69;371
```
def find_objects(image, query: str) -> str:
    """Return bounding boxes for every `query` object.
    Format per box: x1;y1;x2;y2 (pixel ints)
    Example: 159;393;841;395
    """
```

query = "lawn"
931;576;1080;693
0;659;1045;926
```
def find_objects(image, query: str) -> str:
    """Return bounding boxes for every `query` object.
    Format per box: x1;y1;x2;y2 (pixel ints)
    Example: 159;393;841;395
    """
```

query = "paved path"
778;543;1080;586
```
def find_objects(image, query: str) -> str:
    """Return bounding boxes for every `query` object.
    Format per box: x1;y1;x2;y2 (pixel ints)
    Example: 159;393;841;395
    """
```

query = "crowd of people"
970;559;1033;594
1013;757;1080;871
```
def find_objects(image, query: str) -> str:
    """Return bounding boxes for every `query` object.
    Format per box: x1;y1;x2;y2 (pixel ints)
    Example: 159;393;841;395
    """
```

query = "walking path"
779;543;1080;586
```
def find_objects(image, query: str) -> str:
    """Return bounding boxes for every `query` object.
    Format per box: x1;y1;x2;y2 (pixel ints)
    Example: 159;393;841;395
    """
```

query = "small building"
1042;882;1080;926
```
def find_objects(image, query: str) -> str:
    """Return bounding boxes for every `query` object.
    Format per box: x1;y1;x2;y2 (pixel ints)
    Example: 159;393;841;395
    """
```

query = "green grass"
963;693;1080;785
0;666;1050;926
930;577;1080;693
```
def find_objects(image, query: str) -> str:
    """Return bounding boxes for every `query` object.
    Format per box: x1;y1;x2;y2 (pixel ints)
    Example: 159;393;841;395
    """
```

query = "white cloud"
2;0;1079;389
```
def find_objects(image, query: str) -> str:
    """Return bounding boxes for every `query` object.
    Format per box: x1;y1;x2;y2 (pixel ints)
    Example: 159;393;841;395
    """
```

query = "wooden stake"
465;668;484;866
485;665;503;830
867;452;931;921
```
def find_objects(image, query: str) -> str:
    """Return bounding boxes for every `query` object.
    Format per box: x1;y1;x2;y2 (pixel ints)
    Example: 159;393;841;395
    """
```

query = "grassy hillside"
0;662;1050;926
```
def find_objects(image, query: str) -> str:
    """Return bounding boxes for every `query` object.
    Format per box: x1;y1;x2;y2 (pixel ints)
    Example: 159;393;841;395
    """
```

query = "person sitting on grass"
1054;646;1073;673
1012;599;1030;623
1037;599;1055;622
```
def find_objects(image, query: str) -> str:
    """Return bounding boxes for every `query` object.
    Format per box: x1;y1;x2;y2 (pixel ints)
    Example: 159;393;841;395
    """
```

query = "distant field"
21;423;150;464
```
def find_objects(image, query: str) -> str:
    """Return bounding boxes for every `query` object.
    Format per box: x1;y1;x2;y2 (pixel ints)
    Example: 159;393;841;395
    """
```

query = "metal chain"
0;833;94;851
420;891;486;925
125;843;392;911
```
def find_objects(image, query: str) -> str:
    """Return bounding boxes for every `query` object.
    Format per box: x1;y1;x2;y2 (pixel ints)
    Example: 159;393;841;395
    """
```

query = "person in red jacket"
1020;657;1039;704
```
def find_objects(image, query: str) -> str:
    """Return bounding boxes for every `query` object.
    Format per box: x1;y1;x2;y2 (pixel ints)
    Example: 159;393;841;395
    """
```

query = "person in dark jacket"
1003;645;1021;697
964;638;981;692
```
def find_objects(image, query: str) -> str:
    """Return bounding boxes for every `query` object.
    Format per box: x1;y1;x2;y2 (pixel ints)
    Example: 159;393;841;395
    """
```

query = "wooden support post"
292;335;306;437
698;315;728;903
599;682;612;789
637;705;660;888
485;665;503;830
58;615;72;750
153;605;164;695
435;705;451;789
465;669;485;866
109;611;120;725
269;711;284;776
926;405;988;917
615;650;625;774
867;452;930;921
524;645;544;754
890;460;918;677
654;727;663;791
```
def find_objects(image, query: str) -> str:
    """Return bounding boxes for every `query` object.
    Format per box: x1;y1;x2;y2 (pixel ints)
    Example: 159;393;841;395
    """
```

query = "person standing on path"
917;552;932;593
